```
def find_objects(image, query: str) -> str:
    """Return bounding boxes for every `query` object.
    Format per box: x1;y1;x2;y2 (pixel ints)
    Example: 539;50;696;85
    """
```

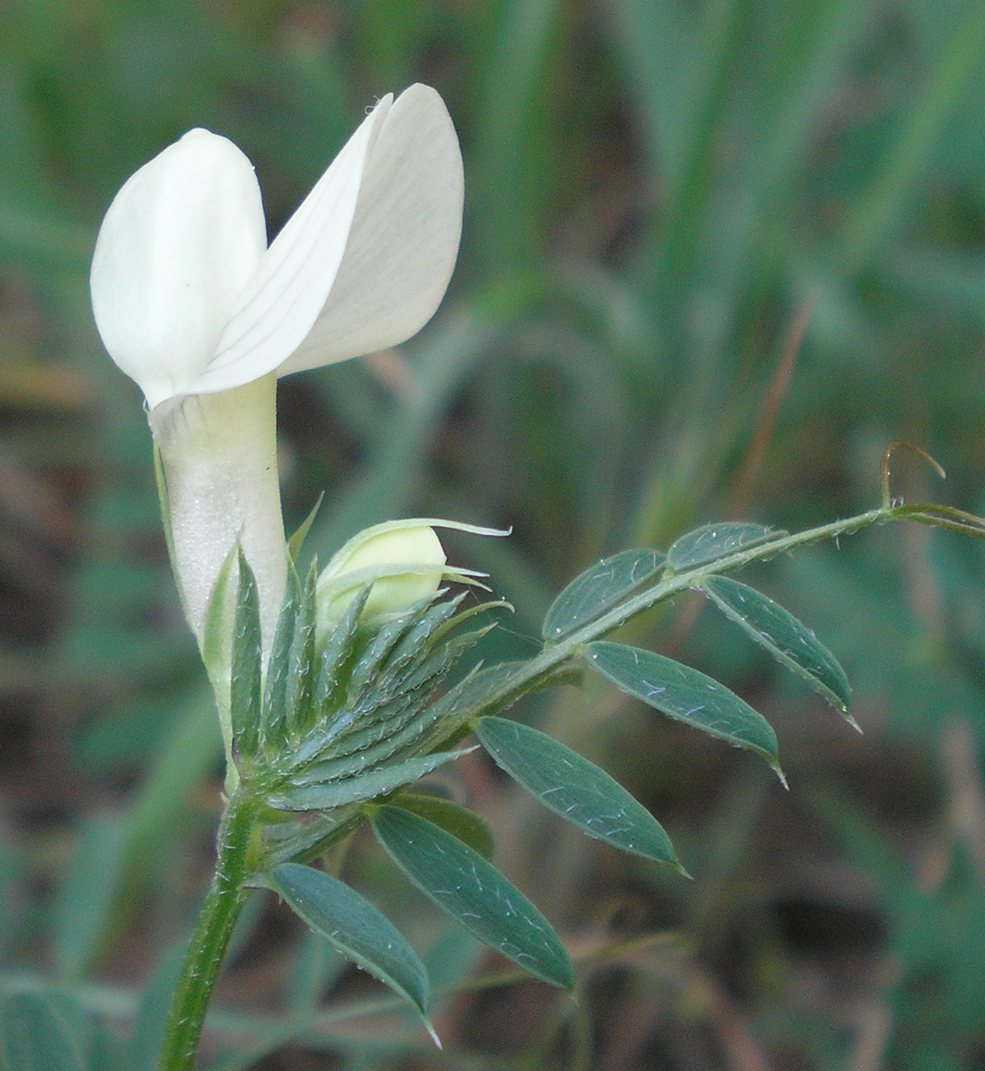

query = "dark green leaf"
665;522;779;572
260;564;302;750
285;560;318;737
392;794;495;859
310;586;371;722
298;704;437;785
373;805;573;988
270;748;476;811
701;576;855;724
542;548;665;641
231;549;262;758
347;604;427;698
297;642;513;789
265;809;363;870
263;863;432;1031
584;642;783;781
0;991;85;1071
475;716;683;869
428;660;527;723
326;626;492;761
401;625;494;694
381;594;469;679
312;692;420;768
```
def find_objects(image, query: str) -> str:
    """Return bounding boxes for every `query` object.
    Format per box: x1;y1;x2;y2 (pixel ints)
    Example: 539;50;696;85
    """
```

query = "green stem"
556;508;889;654
441;500;981;750
158;793;258;1071
142;497;984;1064
474;507;892;713
279;500;984;865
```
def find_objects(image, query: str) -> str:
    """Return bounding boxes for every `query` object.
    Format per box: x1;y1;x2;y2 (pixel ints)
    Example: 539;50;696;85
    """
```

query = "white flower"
89;85;464;661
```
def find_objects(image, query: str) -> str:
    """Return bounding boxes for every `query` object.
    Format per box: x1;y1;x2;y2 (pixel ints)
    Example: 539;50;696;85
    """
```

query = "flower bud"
316;522;447;644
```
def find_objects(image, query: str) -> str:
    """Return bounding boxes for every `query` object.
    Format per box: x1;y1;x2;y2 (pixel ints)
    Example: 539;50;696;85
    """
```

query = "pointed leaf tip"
231;548;262;758
700;575;853;723
263;863;432;1028
287;492;325;562
584;642;781;773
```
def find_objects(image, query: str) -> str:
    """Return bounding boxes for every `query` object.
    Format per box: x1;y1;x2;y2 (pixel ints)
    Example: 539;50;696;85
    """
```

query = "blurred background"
3;0;985;1068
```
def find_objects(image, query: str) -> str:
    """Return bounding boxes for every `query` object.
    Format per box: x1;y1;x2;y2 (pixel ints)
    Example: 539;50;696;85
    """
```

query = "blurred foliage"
2;0;985;1067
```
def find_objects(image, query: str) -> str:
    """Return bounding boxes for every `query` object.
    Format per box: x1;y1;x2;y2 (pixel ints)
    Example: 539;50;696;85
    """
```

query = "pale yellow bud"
316;522;447;643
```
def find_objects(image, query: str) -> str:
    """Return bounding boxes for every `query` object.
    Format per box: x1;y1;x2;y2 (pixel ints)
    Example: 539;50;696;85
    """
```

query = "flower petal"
279;84;464;377
193;96;393;394
150;373;286;654
90;130;267;409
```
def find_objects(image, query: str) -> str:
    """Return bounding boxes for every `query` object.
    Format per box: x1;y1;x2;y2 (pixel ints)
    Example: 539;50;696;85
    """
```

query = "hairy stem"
536;510;880;687
153;500;980;1061
438;504;932;741
268;500;984;869
298;504;937;862
158;793;258;1071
